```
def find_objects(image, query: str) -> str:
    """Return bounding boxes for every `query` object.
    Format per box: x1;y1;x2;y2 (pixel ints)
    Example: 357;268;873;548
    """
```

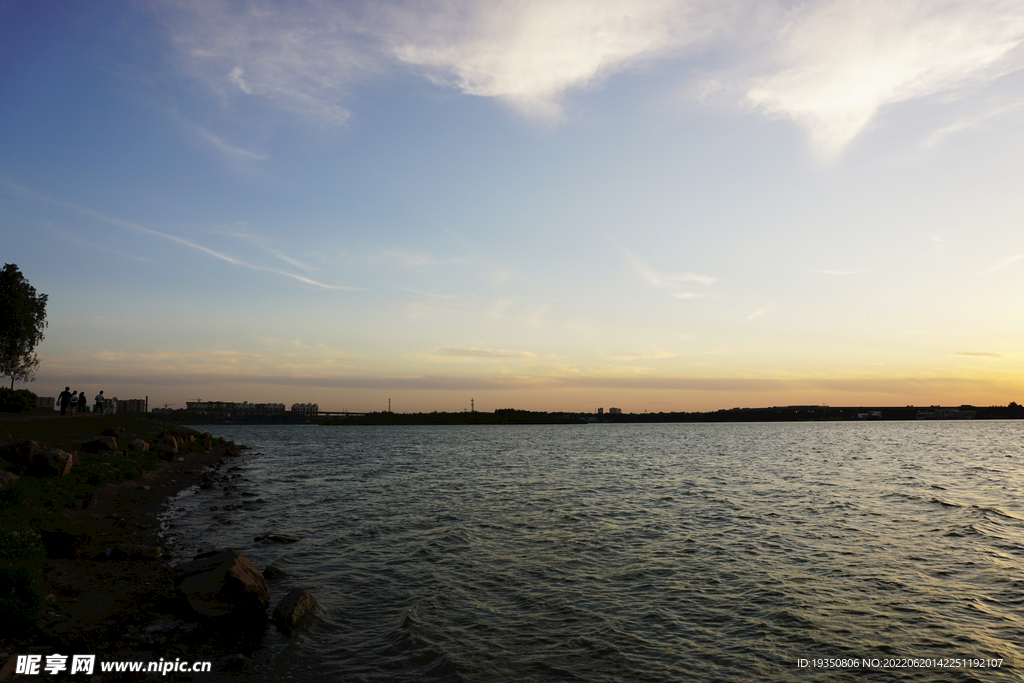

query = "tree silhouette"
0;264;48;389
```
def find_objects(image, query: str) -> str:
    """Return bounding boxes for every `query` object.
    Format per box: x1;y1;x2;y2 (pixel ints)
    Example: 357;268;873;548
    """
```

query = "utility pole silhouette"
471;398;474;413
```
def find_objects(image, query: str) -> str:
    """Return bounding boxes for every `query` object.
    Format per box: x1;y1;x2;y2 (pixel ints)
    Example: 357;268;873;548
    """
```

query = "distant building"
185;401;286;417
608;407;622;415
37;396;55;410
291;403;319;415
597;407;604;415
917;406;976;420
119;399;147;414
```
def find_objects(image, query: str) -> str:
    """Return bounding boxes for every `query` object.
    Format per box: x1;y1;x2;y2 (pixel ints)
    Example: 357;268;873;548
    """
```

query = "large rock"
31;447;74;477
0;440;37;466
153;436;179;460
129;439;149;452
0;470;19;489
175;550;270;619
80;437;117;453
273;588;320;635
40;527;91;559
101;427;126;437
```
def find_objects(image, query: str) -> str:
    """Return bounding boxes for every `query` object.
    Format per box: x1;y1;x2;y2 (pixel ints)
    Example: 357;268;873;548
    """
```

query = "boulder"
154;436;179;460
0;470;19;489
101;427;126;437
224;441;242;456
263;565;287;580
40;527;91;559
175;550;270;619
0;440;38;466
31;447;74;477
129;439;149;452
80;437;117;454
273;588;320;635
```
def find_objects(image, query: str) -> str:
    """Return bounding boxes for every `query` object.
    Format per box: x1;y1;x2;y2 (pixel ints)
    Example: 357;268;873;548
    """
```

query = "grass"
0;415;207;633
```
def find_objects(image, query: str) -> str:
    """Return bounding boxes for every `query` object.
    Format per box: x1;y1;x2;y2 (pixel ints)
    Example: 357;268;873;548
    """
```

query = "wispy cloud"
626;251;716;293
192;124;267;160
974;253;1024;277
924;99;1024;148
1;178;359;291
159;0;367;126
220;226;314;272
954;351;1003;358
811;269;862;276
601;350;678;361
745;0;1024;157
433;347;538;359
747;308;767;320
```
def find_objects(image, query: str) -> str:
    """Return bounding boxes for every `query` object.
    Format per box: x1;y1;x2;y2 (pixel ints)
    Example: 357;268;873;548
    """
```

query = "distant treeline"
320;404;1024;425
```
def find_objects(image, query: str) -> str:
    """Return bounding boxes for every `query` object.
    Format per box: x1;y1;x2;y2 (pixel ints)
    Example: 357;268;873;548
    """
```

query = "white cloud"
156;0;1024;155
379;0;716;119
746;0;1024;157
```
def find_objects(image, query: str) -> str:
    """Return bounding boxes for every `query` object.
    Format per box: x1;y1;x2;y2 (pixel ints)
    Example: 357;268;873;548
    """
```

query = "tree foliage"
0;264;48;389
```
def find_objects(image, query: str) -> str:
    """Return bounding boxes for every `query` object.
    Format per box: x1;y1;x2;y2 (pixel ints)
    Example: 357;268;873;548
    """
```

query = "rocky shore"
0;415;298;682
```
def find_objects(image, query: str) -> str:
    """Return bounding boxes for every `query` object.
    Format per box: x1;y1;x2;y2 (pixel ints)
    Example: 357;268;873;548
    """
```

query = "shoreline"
0;415;254;681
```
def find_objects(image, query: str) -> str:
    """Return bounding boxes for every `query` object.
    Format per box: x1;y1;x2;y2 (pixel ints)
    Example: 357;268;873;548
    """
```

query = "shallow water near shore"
160;421;1024;681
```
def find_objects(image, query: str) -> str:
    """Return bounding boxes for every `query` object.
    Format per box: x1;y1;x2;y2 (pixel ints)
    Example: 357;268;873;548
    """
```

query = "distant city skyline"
4;1;1024;413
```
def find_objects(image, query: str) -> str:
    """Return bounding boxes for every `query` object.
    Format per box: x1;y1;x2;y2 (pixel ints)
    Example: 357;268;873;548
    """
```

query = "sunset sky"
3;0;1024;413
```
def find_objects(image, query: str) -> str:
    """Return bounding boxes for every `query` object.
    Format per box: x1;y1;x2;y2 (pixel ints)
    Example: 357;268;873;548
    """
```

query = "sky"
2;0;1024;414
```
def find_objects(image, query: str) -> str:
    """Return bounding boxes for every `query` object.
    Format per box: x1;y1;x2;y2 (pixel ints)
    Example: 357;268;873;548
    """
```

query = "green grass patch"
0;417;206;569
0;564;44;636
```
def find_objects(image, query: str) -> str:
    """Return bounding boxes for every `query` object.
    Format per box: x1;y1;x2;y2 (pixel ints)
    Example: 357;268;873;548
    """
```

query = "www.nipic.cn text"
15;654;213;676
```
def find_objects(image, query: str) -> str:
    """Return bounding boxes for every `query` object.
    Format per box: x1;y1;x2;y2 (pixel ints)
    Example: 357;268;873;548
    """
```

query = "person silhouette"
58;387;71;416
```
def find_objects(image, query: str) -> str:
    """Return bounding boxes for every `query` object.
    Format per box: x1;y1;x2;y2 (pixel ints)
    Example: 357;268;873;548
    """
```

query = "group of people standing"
57;388;112;416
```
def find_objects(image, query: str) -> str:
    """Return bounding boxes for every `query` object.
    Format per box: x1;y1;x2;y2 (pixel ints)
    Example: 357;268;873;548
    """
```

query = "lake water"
160;421;1024;681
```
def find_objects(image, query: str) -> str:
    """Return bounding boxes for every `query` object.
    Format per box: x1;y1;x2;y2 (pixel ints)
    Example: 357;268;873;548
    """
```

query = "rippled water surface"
162;421;1024;681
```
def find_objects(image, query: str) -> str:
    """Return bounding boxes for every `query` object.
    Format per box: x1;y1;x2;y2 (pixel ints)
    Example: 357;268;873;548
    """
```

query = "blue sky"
3;0;1024;413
